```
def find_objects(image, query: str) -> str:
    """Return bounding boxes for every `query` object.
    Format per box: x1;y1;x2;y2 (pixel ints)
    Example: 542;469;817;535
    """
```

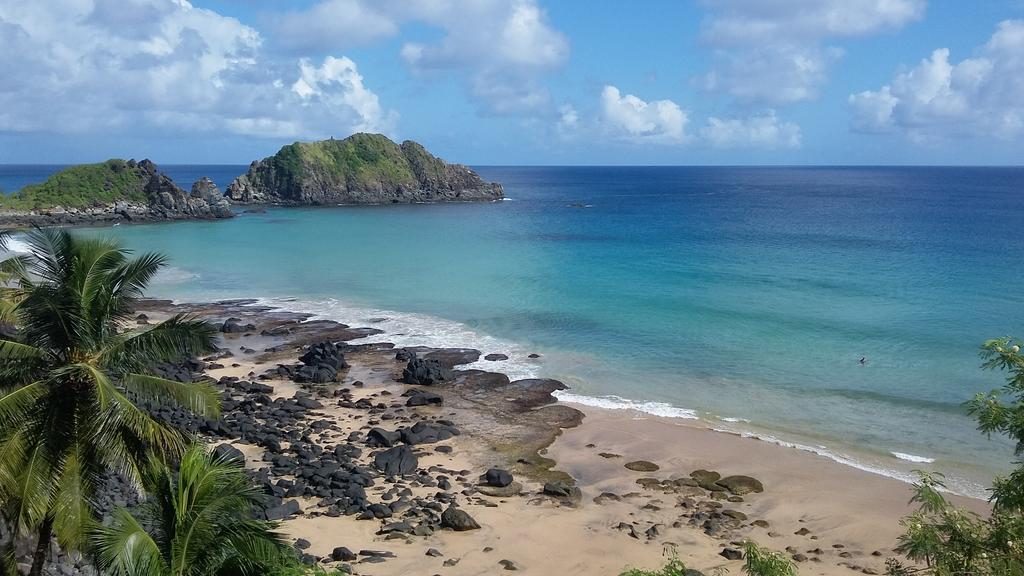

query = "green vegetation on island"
0;160;232;226
0;160;152;210
226;133;504;205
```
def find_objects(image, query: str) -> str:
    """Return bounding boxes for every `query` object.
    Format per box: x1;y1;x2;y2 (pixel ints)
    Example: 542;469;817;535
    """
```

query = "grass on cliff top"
0;159;149;210
271;133;420;188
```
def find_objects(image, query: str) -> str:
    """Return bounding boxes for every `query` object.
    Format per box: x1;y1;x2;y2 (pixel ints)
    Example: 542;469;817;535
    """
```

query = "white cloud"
849;20;1024;140
268;0;568;114
699;111;801;148
600;85;688;143
700;0;925;105
0;0;396;139
400;0;568;113
272;0;397;52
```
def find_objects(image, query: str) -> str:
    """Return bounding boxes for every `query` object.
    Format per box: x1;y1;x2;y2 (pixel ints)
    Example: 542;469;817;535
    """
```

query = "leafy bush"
619;554;689;576
743;541;797;576
887;337;1024;575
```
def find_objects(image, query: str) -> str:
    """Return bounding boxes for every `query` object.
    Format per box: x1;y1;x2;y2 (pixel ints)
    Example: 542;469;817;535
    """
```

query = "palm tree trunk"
28;517;53;576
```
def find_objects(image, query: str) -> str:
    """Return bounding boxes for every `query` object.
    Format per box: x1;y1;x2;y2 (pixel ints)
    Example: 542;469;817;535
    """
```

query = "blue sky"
0;0;1022;165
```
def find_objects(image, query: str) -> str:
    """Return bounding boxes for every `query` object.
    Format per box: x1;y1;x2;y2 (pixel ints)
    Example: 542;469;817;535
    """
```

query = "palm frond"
51;447;93;551
0;339;46;361
93;507;169;576
122;373;221;420
0;381;44;432
101;315;217;369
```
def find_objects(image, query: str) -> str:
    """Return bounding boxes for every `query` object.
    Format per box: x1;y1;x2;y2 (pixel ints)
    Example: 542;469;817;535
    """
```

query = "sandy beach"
138;299;988;576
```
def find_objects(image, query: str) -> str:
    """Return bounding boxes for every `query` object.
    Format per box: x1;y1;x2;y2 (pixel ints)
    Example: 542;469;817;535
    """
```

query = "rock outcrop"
0;159;233;227
225;133;503;205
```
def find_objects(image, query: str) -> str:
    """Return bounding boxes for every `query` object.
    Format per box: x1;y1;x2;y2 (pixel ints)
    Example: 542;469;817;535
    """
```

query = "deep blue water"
3;164;1023;495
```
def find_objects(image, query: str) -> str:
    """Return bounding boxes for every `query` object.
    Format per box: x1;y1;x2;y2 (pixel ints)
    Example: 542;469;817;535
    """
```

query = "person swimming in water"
859;356;867;365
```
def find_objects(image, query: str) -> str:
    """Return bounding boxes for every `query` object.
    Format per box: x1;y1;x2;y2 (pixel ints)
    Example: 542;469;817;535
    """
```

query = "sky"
1;0;1023;165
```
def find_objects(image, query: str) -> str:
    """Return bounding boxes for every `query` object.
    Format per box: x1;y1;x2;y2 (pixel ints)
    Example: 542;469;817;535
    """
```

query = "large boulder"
373;445;418;477
440;505;481;531
402;357;452;385
294;342;349;383
483;468;513;488
400;421;459;445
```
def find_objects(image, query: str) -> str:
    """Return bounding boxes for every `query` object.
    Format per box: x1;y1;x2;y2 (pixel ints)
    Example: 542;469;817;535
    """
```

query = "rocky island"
225;133;504;205
0;159;232;228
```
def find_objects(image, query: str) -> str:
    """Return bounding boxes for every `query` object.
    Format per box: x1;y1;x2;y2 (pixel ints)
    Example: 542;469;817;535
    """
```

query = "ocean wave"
255;296;541;381
555;391;699;419
891;451;936;464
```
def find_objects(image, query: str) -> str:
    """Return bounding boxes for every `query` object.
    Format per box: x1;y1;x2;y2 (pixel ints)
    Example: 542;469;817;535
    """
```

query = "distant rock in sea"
225;133;503;205
0;159;233;227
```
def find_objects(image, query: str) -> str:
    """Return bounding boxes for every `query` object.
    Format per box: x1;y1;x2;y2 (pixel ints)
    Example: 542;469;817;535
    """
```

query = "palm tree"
93;443;287;576
0;228;220;576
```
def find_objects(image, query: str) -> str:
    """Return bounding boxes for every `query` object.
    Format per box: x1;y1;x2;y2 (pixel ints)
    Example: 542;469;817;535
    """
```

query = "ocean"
3;164;1022;496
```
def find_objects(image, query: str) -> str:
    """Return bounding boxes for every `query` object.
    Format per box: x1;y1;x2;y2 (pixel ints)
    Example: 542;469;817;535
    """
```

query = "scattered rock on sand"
441;505;481;531
598;452;621;458
624;460;660;472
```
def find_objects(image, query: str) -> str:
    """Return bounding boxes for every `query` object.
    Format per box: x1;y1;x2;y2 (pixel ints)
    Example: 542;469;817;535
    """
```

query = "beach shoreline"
130;298;990;576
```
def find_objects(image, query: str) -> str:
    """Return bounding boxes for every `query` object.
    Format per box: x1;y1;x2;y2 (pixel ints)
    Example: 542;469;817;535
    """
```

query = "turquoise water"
4;165;1023;495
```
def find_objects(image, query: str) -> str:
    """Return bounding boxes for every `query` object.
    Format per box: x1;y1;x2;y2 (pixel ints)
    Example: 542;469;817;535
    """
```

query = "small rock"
499;559;521;570
720;548;744;560
624;460;659;472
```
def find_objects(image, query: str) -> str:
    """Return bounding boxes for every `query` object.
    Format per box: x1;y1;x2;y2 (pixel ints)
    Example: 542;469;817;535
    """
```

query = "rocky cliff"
225;133;503;205
0;159;233;227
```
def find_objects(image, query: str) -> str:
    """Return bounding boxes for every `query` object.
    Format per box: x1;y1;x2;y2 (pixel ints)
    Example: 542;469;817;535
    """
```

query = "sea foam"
891;451;936;464
554;391;699;419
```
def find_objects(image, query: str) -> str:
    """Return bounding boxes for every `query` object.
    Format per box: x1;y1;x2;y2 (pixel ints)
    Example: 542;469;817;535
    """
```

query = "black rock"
373;445;418;477
401;357;452;385
331;547;357;562
720;548;744;560
440;505;481;531
484;353;509;361
264;499;302;520
406;390;444;407
400;421;459;445
483;468;513;488
213;443;245;463
367;428;402;448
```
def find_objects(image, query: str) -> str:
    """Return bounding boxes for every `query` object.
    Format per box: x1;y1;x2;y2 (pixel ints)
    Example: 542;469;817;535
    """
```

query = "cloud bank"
849;19;1024;141
0;0;396;139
